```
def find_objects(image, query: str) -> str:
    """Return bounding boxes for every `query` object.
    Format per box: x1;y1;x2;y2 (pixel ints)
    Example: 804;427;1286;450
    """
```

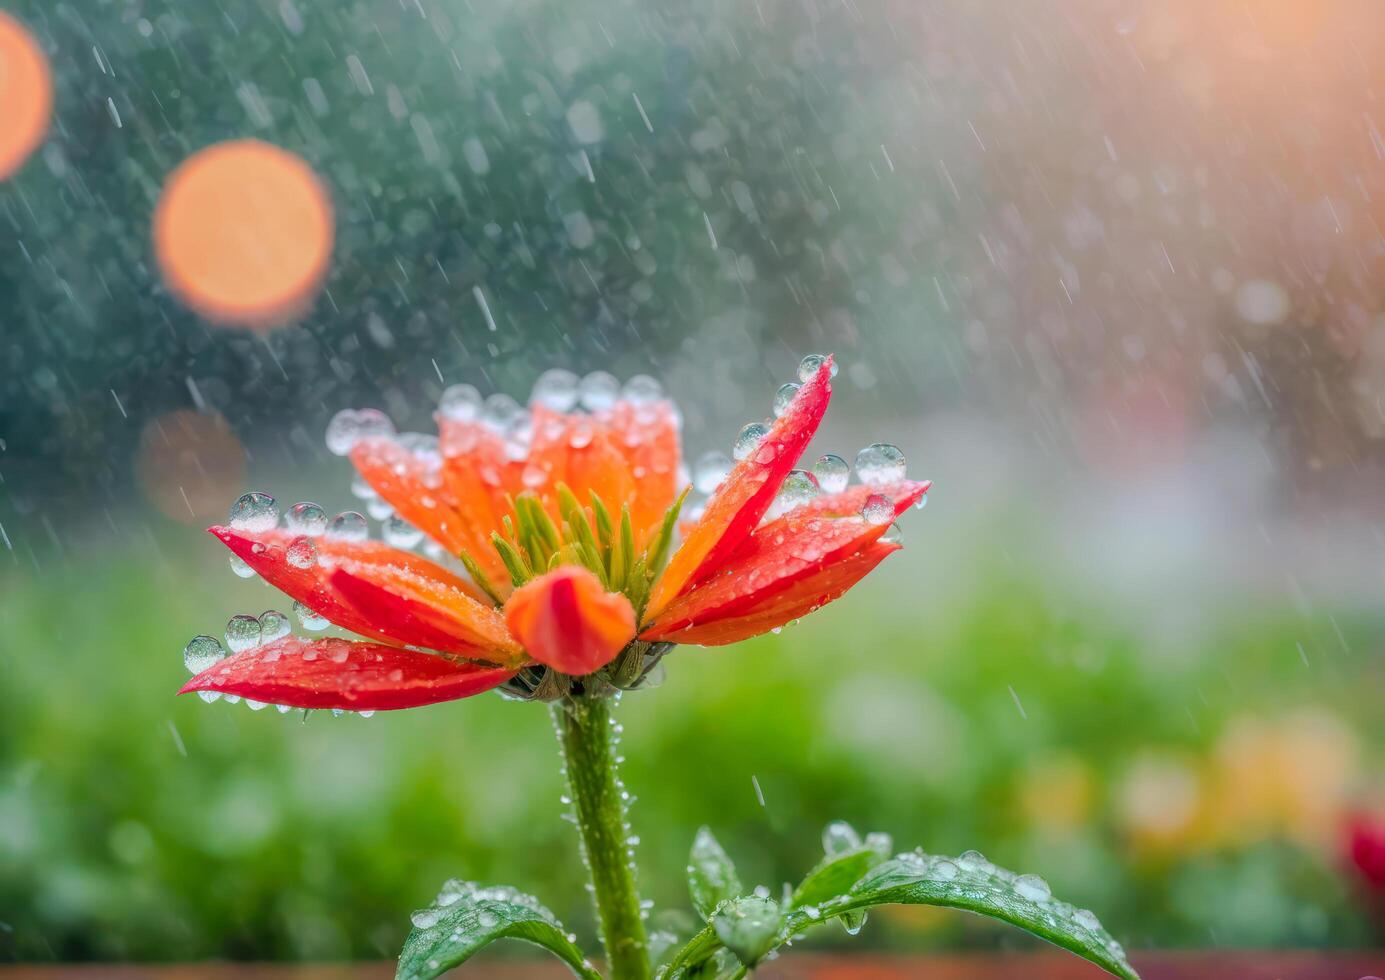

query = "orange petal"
178;636;515;711
328;565;523;666
641;540;899;646
645;357;834;619
643;480;927;636
208;526;501;656
503;566;636;675
604;400;682;543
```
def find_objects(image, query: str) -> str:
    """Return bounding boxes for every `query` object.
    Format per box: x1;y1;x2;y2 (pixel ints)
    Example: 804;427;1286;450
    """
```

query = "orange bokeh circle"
154;139;334;330
0;12;53;181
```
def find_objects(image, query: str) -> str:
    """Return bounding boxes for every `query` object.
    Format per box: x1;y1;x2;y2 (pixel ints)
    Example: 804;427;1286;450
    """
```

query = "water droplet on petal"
881;522;902;544
229;554;257;579
531;368;580;411
350;474;377;500
325;408;395;456
294;600;329;631
693;450;733;494
578;371;620;411
813;453;850;494
438;383;482;421
286;535;318;569
481;393;523;430
798;353;838;383
733;422;770;461
183;635;226;674
622;374;662;405
383;515;423;549
862;493;893;526
327;511;369;542
225;614;262;653
259;609;292;644
229;492;278;532
197;690;222;704
855;443;906;485
245;698;268;711
767;469;819;519
285;501;328;536
772;382;800;418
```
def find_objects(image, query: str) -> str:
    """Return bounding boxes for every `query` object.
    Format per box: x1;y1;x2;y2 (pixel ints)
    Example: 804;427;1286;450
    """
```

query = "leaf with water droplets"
782;850;1139;980
395;882;599;980
687;826;742;919
790;839;888;912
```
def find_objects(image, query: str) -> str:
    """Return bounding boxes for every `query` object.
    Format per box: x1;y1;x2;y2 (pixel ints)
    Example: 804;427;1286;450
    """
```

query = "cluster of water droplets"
687;355;921;534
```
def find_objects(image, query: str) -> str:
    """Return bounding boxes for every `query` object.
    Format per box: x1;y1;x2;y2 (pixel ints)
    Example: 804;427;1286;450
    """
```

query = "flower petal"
603;400;682;544
645;357;834;618
503;566;636;675
642;480;927;638
641;540;899;646
328;565;524;666
208;526;499;655
178;636;516;710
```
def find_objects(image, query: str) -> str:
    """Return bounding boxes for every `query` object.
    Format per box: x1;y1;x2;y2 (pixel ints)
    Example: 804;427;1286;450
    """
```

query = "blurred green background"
3;0;1385;966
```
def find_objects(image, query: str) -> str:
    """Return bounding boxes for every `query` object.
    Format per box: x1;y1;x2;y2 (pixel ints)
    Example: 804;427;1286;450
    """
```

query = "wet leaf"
687;826;742;919
710;895;781;967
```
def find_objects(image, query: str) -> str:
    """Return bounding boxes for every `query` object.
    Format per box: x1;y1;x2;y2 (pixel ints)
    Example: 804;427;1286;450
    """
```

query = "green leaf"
790;845;884;912
687;827;743;919
790;850;1139;980
395;880;599;980
710;896;781;967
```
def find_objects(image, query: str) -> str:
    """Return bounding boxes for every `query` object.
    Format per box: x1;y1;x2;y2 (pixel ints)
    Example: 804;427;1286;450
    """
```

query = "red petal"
178;636;516;710
328;566;523;666
208;526;503;656
646;357;834;618
643;480;927;637
503;566;636;675
641;540;899;646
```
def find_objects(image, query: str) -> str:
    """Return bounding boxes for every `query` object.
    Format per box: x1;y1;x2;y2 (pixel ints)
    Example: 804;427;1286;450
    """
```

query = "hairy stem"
553;696;651;980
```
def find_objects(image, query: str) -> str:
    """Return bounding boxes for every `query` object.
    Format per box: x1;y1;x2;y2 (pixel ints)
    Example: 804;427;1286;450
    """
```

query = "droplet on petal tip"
530;368;581;411
772;382;800;418
224;614;262;653
326;511;369;542
797;352;838;383
229;491;278;532
285;501;328;535
861;493;893;526
325;407;395;456
578;371;620;411
259;609;292;644
182;634;225;674
622;374;663;405
438;383;482;421
812;453;850;494
855;442;906;485
732;422;770;461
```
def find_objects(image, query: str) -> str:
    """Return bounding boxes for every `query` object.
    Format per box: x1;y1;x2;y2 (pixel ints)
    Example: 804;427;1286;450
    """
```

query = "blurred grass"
1;502;1381;962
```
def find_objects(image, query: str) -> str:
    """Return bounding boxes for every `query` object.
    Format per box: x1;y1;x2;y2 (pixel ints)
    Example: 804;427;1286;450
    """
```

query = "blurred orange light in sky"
0;12;53;181
154;139;334;330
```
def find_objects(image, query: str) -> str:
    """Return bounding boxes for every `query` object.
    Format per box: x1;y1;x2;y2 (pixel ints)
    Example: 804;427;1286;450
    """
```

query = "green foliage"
686;828;742;919
395;881;598;980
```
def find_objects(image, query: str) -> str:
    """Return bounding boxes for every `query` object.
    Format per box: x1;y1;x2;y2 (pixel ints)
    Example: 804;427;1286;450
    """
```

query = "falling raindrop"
798;353;838;383
327;511;369;542
861;493;893;526
229;492;278;532
812;454;850;494
182;635;226;674
530;368;581;411
286;535;318;569
383;515;423;549
733;422;770;461
855;443;906;485
285;501;328;536
225;614;263;653
438;383;482;421
294;600;329;631
772;382;800;418
579;371;620;411
693;450;733;494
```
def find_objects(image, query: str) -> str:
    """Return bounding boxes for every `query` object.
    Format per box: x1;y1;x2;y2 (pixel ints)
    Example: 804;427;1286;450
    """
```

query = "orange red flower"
180;357;929;711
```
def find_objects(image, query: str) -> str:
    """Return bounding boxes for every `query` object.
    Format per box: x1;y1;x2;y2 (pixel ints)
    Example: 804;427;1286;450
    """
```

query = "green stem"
553;696;651;980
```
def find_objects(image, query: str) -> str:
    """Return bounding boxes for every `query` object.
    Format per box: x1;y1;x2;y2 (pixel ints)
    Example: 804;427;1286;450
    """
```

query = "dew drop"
579;371;621;411
383;515;423;549
768;470;819;518
822;820;862;855
327;511;369;542
197;690;222;704
438;383;482;421
812;453;850;493
229;492;278;532
350;474;378;500
530;368;581;411
772;382;801;418
245;699;268;711
798;353;838;383
410;908;444;929
229;554;257;579
1074;908;1101;931
182;635;226;674
881;522;902;544
1014;874;1052;903
286;535;318;569
285;501;328;536
225;614;263;653
294;600;329;631
481;393;523;430
259;609;292;644
325;408;395;456
693;450;733;494
733;422;770;461
622;374;662;405
931;859;959;881
861;493;893;526
855;443;907;485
